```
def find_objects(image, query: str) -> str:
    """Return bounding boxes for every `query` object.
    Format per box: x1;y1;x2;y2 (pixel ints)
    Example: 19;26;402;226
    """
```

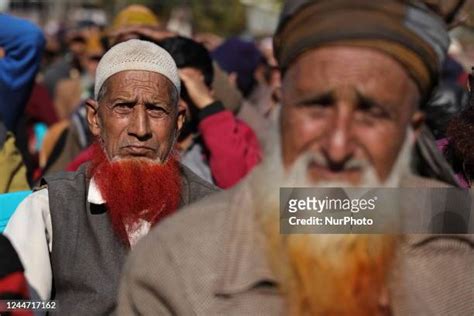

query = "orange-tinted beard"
253;133;400;316
264;225;397;316
259;194;397;316
88;143;181;245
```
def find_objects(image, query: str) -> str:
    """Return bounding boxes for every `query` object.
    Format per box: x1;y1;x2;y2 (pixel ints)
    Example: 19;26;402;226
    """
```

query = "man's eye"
357;100;390;119
361;106;389;119
113;103;133;114
303;104;332;120
147;106;168;118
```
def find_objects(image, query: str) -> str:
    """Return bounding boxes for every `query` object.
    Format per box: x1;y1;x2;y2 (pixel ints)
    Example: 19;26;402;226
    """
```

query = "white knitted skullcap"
94;39;180;99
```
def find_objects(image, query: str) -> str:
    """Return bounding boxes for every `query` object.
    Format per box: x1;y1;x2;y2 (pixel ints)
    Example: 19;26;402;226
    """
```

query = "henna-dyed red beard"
88;143;181;245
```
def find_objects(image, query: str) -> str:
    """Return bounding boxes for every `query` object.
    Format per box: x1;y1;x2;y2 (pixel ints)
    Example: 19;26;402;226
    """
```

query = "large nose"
128;105;152;141
321;104;355;168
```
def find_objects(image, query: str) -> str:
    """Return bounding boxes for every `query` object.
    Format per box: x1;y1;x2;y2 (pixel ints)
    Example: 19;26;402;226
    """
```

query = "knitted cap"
94;39;180;99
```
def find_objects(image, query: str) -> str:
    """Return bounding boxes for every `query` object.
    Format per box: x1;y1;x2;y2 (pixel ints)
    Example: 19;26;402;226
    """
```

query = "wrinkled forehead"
282;46;420;106
102;70;178;101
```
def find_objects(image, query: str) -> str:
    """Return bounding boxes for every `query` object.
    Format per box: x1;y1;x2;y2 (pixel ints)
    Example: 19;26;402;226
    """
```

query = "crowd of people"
0;0;473;315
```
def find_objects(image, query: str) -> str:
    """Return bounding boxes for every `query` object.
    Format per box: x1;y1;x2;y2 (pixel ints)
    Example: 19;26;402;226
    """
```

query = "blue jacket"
0;14;45;132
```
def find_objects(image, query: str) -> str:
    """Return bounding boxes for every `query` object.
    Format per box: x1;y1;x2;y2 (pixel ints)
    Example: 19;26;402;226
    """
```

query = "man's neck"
177;134;196;152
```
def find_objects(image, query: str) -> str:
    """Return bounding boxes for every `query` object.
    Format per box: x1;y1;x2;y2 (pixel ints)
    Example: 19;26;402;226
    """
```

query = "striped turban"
273;0;450;99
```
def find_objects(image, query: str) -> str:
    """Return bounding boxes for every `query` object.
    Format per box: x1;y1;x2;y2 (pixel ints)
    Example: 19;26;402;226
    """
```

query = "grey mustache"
307;152;369;170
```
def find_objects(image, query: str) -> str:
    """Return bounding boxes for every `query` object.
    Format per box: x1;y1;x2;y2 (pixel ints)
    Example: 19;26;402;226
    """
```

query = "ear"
228;72;238;87
273;85;283;103
176;99;187;134
86;98;101;137
254;64;266;83
410;110;425;138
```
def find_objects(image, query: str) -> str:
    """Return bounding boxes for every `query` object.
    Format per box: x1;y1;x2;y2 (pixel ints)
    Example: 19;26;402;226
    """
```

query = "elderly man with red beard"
117;1;474;316
4;39;217;315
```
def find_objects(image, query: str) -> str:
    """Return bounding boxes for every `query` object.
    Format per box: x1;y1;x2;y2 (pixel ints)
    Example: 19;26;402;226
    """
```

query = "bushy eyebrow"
356;91;395;117
110;97;172;107
296;91;334;106
357;92;381;109
110;96;135;104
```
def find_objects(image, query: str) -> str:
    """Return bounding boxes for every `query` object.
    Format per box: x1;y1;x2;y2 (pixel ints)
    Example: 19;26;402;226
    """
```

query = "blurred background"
2;0;474;187
5;0;281;38
0;0;292;189
4;0;474;69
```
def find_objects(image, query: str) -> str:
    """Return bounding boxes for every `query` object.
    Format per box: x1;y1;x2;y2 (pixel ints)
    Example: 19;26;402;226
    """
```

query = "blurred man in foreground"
5;39;216;314
118;1;474;315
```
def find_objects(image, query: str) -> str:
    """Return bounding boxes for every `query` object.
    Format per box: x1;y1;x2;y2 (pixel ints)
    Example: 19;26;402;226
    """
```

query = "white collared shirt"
3;178;150;301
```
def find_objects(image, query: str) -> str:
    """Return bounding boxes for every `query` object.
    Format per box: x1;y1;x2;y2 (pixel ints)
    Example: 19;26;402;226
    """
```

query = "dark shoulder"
180;164;219;204
39;163;89;188
0;234;24;276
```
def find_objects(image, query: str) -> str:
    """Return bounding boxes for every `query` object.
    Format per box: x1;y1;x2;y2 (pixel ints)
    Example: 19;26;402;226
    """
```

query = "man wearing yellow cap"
108;5;170;45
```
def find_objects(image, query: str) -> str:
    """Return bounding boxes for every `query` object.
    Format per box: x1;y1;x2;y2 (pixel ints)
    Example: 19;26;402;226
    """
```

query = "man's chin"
111;155;163;165
301;165;381;188
307;170;365;187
